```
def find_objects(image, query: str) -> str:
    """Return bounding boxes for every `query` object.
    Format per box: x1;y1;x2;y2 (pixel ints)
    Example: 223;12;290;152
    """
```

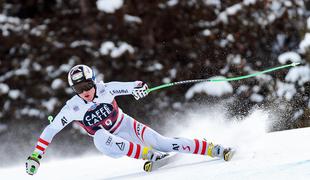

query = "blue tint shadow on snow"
101;159;221;180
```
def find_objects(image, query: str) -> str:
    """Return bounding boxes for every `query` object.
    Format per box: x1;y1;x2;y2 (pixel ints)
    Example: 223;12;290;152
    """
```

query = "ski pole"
146;62;301;93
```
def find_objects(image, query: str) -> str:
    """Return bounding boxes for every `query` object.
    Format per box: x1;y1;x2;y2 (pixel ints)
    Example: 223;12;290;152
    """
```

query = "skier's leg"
93;128;166;161
127;117;229;160
143;127;226;158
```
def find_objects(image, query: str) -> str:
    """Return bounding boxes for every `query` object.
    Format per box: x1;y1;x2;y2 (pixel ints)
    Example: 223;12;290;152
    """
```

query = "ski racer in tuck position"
26;64;233;175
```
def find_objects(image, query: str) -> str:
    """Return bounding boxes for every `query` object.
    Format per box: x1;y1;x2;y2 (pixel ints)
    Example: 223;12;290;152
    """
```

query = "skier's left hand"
25;152;42;175
132;81;149;100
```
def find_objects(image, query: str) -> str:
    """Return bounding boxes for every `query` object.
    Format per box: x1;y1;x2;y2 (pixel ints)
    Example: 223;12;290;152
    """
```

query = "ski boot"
142;147;168;162
207;143;234;161
142;147;169;172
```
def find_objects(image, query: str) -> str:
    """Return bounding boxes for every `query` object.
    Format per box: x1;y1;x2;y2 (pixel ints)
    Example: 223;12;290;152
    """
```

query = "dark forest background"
0;0;309;167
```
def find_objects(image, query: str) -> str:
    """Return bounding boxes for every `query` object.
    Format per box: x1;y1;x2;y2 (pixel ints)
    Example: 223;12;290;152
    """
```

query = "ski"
143;153;180;172
143;148;235;172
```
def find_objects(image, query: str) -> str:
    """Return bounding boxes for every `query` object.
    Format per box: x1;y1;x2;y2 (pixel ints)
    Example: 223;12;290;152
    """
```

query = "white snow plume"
163;104;270;157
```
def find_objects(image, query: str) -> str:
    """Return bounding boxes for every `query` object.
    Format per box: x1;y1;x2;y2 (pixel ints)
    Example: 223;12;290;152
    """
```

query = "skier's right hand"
132;81;149;100
25;152;42;175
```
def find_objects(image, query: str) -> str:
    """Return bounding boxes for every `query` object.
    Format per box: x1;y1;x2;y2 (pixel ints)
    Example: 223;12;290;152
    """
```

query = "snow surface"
2;107;310;179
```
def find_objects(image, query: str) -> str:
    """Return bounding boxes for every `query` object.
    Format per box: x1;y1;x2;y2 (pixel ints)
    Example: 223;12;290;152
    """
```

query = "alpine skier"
26;64;233;175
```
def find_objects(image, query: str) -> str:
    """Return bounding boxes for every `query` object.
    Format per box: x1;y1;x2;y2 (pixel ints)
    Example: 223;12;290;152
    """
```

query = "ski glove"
26;152;42;175
132;81;149;100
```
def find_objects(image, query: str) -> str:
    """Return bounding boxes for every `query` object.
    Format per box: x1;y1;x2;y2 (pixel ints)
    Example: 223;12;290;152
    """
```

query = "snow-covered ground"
1;107;310;180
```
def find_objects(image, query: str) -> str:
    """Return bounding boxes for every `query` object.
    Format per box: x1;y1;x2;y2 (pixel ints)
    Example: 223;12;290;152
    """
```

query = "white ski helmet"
68;64;95;86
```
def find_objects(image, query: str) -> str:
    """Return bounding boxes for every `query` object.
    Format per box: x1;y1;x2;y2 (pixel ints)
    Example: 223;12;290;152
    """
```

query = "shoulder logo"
73;106;79;111
100;89;105;94
109;89;128;95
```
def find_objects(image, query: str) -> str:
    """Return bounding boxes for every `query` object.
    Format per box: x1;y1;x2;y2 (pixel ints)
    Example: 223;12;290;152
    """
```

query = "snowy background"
0;0;310;174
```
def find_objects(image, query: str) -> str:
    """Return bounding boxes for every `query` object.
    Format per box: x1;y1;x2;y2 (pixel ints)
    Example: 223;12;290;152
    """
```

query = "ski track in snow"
1;107;310;180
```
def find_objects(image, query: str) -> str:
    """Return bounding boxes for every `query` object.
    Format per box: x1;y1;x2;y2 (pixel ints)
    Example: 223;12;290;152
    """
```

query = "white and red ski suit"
34;81;212;160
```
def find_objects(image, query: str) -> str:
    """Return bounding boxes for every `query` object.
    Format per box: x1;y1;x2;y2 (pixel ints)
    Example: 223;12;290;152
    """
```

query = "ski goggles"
72;80;95;94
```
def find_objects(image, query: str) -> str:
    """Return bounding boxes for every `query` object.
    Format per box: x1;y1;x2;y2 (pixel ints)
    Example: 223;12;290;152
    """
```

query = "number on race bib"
105;119;113;126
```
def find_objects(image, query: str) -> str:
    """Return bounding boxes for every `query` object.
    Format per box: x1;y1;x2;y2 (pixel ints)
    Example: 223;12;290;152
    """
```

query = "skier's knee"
151;136;173;152
93;129;110;144
93;129;123;158
93;129;112;154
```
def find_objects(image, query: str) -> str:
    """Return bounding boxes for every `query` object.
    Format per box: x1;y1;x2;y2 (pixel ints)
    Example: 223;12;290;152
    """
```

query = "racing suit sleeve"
33;104;75;155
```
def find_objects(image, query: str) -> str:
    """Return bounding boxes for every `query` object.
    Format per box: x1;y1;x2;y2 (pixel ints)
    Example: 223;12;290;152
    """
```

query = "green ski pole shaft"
146;62;300;93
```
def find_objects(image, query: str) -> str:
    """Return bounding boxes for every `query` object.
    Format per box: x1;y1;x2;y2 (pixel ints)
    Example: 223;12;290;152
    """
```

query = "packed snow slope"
1;108;310;180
